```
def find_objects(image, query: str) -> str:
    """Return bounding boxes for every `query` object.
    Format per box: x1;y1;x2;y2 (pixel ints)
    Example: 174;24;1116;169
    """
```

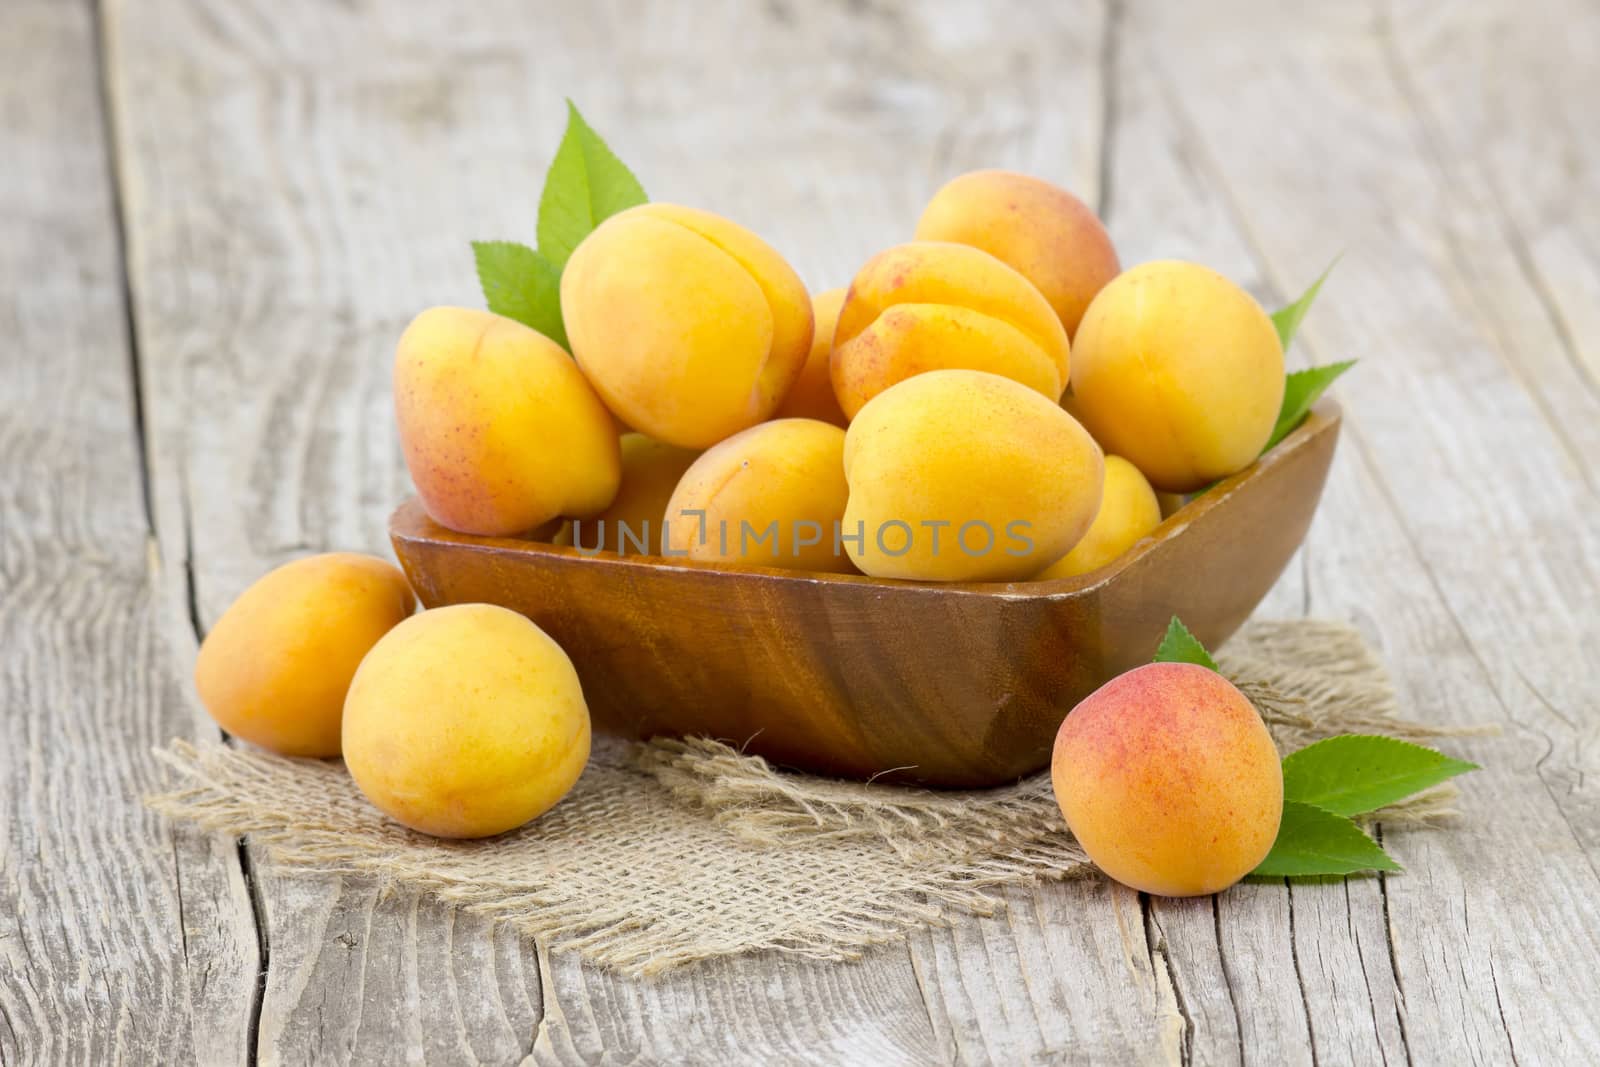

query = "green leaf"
1261;260;1350;452
472;240;568;348
1264;360;1356;451
1270;258;1338;351
1282;735;1477;817
1152;616;1219;672
537;100;648;268
1251;800;1401;878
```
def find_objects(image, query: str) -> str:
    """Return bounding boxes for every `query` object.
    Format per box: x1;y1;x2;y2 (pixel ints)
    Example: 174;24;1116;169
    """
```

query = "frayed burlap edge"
633;619;1491;852
147;619;1491;977
149;738;1098;975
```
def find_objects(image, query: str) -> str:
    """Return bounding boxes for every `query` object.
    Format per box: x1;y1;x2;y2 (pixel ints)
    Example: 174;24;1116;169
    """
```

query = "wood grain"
908;881;1179;1065
1123;0;1600;1061
9;0;1591;1061
532;944;939;1065
0;1;256;1063
252;874;542;1065
102;0;554;1059
1383;0;1600;463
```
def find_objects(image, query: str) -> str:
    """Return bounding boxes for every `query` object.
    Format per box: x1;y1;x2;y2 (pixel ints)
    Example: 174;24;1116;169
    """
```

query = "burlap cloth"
149;619;1479;978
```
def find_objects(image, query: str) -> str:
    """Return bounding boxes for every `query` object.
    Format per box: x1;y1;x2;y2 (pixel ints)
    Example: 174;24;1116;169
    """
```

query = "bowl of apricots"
389;171;1341;787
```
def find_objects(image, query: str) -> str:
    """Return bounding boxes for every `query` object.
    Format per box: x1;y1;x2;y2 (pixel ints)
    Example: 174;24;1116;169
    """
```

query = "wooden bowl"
391;399;1341;787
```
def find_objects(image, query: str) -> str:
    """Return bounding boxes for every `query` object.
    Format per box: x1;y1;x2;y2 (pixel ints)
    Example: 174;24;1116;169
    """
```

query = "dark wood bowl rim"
391;398;1342;602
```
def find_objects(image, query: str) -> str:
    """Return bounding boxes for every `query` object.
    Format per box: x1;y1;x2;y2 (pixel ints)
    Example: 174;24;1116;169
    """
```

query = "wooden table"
5;0;1598;1062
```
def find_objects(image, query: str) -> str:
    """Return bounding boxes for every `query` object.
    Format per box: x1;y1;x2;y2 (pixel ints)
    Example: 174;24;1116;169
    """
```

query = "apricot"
557;433;699;556
342;604;591;838
395;307;621;537
773;287;848;426
193;553;415;757
561;204;813;448
915;169;1119;338
1069;261;1285;492
1035;456;1162;579
662;418;854;573
1052;662;1283;897
842;370;1103;582
830;242;1071;420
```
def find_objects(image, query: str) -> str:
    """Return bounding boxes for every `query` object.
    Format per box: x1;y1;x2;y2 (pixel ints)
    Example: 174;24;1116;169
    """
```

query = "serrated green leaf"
537;101;648;268
1152;616;1219;672
471;240;568;348
1282;735;1477;817
1264;360;1356;452
1251;800;1401;878
1270;257;1338;352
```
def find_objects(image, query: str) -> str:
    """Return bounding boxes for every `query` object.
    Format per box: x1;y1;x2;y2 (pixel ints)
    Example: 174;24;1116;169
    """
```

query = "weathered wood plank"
1100;25;1401;1066
0;1;256;1063
1122;1;1600;1063
1380;0;1600;837
252;875;542;1066
95;0;1600;1062
909;881;1179;1065
533;944;939;1065
1384;0;1600;443
103;0;554;1059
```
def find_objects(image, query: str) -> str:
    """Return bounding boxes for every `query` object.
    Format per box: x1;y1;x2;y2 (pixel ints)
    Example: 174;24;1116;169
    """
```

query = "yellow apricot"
842;370;1103;582
915;169;1119;338
561;204;813;448
342;604;591;839
1065;390;1187;520
1070;261;1285;492
1035;456;1162;579
830;242;1071;420
395;307;621;537
556;433;700;556
773;287;848;426
1052;662;1284;897
662;418;854;573
193;553;415;757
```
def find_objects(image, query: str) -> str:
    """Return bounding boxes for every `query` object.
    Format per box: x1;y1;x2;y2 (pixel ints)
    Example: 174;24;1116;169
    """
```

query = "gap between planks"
88;0;275;1060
